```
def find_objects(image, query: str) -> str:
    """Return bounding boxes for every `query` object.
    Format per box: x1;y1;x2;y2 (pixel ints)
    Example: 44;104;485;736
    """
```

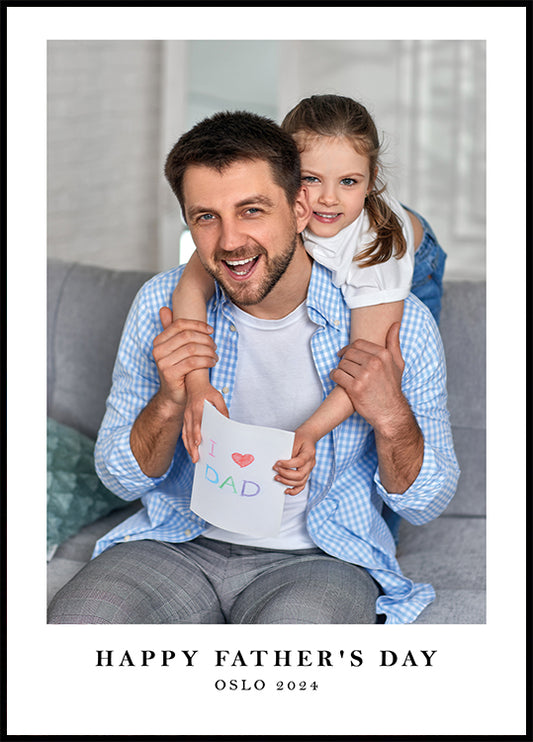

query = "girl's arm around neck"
299;300;405;441
172;249;215;322
171;250;228;463
349;300;404;347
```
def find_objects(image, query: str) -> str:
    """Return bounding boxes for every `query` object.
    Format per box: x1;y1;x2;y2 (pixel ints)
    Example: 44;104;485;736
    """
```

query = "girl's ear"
294;184;312;233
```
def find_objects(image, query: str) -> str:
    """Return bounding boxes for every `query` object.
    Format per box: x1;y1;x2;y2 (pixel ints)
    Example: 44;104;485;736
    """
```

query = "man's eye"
198;214;215;222
245;207;261;215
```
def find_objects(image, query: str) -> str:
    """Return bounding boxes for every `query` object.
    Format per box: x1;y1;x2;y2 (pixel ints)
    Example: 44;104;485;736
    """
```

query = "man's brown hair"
165;110;302;220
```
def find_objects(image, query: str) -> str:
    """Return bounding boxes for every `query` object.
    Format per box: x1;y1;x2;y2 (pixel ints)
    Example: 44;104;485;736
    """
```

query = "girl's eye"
340;178;357;186
302;176;319;184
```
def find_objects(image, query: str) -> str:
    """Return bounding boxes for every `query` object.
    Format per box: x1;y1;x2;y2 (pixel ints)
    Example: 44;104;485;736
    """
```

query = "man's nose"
219;219;246;252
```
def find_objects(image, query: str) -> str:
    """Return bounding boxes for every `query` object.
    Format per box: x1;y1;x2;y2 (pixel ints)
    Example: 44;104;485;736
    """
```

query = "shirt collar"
306;261;347;331
213;280;227;310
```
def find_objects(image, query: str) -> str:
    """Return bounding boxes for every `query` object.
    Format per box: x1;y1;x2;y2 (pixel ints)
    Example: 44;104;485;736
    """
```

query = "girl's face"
298;135;374;239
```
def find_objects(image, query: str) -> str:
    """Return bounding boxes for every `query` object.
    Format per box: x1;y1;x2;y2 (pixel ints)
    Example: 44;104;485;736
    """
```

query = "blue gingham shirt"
94;261;460;624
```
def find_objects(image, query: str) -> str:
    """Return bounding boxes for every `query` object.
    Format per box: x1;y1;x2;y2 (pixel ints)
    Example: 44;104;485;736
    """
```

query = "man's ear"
294;184;311;233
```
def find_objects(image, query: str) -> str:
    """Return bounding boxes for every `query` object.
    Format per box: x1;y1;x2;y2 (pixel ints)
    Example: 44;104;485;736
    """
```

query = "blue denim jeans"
407;206;447;326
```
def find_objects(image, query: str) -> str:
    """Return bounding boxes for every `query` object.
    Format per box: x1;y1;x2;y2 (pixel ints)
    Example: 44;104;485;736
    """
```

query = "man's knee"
231;558;379;624
47;547;134;624
47;540;224;624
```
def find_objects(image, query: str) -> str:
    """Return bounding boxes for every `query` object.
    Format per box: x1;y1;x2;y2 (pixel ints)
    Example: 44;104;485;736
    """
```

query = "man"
48;111;459;625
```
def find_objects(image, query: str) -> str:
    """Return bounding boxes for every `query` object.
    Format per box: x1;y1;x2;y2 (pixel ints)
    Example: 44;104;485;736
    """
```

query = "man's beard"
202;232;298;307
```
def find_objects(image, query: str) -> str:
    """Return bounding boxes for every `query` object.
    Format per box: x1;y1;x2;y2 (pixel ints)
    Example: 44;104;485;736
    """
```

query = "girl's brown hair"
281;94;406;266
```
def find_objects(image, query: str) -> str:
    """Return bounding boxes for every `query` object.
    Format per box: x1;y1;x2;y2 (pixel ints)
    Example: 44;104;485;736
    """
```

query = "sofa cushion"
398;517;486;623
439;280;486;431
47;259;154;440
397;517;486;587
411;587;486;624
445;426;486;516
47;418;130;559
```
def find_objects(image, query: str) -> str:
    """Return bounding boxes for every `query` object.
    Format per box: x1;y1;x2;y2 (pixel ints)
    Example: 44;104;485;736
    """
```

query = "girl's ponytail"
358;188;407;267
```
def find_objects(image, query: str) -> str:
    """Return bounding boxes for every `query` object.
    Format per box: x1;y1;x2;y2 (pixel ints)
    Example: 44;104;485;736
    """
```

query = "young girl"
171;94;446;499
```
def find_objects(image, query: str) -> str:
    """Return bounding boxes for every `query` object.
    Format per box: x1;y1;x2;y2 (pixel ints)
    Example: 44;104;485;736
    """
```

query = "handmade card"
190;401;295;536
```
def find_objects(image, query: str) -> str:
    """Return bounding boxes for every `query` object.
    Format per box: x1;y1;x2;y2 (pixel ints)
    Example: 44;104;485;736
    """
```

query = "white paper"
191;401;295;536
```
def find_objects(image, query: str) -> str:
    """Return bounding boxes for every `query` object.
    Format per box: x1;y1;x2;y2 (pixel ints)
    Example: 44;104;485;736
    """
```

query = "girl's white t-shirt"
203;301;322;549
303;192;415;309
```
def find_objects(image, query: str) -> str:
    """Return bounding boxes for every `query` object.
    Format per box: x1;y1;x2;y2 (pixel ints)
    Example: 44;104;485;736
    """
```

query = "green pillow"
47;417;129;559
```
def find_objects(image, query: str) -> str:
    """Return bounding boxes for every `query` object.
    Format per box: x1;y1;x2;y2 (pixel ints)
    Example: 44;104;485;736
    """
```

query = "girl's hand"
273;426;318;496
183;373;229;463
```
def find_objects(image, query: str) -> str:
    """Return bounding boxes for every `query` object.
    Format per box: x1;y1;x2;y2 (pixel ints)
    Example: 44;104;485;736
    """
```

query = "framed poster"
4;2;528;737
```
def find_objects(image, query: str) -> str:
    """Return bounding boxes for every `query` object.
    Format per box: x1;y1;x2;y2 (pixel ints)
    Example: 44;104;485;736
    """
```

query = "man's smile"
222;255;261;279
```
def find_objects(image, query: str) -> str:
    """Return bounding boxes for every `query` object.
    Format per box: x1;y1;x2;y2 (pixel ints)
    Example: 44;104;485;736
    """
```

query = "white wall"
47;39;486;279
47;41;163;272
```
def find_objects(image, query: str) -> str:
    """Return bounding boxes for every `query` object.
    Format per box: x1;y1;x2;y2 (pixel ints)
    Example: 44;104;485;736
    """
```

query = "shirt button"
222;386;230;394
229;324;237;332
124;535;130;541
333;319;340;326
185;529;191;537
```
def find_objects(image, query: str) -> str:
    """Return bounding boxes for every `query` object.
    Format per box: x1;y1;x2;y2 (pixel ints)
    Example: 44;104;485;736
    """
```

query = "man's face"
183;159;308;308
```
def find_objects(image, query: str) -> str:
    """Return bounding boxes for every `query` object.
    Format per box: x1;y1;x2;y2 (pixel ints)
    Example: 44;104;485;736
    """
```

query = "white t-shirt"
203;301;322;549
303;192;415;309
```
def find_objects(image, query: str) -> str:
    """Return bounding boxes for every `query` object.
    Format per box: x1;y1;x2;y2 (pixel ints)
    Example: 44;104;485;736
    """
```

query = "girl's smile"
312;211;343;224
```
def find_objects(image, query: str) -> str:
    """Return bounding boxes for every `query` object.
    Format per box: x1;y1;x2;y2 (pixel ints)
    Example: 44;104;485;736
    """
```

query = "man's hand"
332;321;424;493
152;307;219;411
330;322;406;436
130;309;219;479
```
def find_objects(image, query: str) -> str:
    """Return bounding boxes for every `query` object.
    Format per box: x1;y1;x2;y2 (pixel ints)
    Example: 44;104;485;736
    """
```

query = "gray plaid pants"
47;537;380;624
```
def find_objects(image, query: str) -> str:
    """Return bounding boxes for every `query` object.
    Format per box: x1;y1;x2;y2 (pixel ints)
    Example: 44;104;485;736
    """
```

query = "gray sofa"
47;257;486;623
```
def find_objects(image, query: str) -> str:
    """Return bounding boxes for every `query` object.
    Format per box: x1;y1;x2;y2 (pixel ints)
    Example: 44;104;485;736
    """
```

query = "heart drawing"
231;452;255;468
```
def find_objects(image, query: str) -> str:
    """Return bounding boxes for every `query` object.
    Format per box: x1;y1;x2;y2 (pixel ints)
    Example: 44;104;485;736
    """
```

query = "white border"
6;4;527;737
